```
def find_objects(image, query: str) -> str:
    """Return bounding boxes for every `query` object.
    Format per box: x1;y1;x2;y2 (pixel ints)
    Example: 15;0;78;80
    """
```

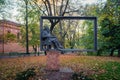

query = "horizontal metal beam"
41;16;97;20
57;48;96;52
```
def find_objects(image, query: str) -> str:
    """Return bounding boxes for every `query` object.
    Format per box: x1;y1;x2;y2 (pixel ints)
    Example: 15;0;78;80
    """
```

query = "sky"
2;0;106;23
82;0;98;4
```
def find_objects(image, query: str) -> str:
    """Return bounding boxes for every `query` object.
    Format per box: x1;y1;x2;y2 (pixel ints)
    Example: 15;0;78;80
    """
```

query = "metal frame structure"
40;16;97;52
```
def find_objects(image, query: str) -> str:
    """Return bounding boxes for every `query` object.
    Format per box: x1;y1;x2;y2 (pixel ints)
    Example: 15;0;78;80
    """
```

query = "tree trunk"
44;51;47;55
33;45;37;56
110;48;115;56
118;49;120;57
97;49;101;56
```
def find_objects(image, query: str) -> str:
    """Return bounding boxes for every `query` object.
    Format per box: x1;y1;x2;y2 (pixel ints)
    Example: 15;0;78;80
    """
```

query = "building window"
17;32;20;39
8;30;11;33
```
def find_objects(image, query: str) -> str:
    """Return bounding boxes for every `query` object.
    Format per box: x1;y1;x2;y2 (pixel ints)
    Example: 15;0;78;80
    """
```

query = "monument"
40;16;97;79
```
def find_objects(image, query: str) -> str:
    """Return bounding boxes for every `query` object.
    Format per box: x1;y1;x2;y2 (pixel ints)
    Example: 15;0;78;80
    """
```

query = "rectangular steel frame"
40;16;97;52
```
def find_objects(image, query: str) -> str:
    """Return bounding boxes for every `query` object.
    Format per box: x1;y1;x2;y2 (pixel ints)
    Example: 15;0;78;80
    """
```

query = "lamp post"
25;0;29;54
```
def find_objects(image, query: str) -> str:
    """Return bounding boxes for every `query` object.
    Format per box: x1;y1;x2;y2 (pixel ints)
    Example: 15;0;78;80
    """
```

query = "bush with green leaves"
15;68;36;80
72;72;93;80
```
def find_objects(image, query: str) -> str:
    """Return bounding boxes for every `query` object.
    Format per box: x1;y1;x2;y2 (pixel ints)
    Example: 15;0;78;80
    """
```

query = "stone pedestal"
44;67;74;80
46;50;60;71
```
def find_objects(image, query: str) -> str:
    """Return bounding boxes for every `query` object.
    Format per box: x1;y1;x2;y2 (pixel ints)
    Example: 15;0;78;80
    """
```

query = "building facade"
0;20;34;53
0;20;21;42
0;20;22;53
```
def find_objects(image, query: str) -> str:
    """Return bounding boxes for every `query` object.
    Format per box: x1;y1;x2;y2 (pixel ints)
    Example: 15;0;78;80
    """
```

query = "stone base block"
46;50;60;71
44;67;74;80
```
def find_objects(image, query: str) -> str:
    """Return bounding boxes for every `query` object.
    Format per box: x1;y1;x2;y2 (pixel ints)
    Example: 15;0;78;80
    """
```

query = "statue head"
44;26;50;33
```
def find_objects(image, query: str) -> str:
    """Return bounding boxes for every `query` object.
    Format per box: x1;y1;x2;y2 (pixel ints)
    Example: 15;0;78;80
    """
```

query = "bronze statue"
41;26;63;51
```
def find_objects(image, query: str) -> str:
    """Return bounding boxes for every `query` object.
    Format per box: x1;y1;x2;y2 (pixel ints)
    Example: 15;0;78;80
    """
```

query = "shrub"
15;68;36;80
72;72;93;80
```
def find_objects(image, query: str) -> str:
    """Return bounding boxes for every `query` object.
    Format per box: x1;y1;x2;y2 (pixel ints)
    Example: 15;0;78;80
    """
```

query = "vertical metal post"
40;17;43;50
25;0;29;54
94;17;97;51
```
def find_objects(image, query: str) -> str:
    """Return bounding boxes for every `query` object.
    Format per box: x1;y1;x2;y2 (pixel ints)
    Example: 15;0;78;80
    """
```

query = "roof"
0;19;21;27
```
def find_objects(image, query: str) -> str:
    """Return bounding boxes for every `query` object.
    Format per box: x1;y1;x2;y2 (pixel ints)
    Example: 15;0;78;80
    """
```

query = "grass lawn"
0;54;120;80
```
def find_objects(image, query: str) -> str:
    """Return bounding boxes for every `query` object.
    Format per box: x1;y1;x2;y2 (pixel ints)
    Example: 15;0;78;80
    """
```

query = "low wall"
0;43;34;53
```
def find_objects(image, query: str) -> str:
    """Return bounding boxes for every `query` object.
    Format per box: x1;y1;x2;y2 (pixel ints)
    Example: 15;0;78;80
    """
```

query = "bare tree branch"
46;0;52;16
53;0;56;16
42;0;50;16
31;0;71;32
59;0;64;16
62;0;69;16
32;0;47;16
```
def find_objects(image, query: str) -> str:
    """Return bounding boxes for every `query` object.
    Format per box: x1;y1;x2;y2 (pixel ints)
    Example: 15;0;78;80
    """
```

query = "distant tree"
32;0;82;32
99;0;120;56
0;0;5;12
20;23;40;54
20;0;81;53
0;0;15;19
78;3;104;55
17;0;40;54
29;23;40;54
0;0;5;18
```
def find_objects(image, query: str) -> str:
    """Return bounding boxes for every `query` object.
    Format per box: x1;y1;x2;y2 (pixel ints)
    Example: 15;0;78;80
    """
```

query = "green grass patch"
92;61;120;80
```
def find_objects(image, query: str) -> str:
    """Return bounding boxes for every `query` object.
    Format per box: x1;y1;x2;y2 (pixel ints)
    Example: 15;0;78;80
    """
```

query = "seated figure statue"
41;26;63;50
